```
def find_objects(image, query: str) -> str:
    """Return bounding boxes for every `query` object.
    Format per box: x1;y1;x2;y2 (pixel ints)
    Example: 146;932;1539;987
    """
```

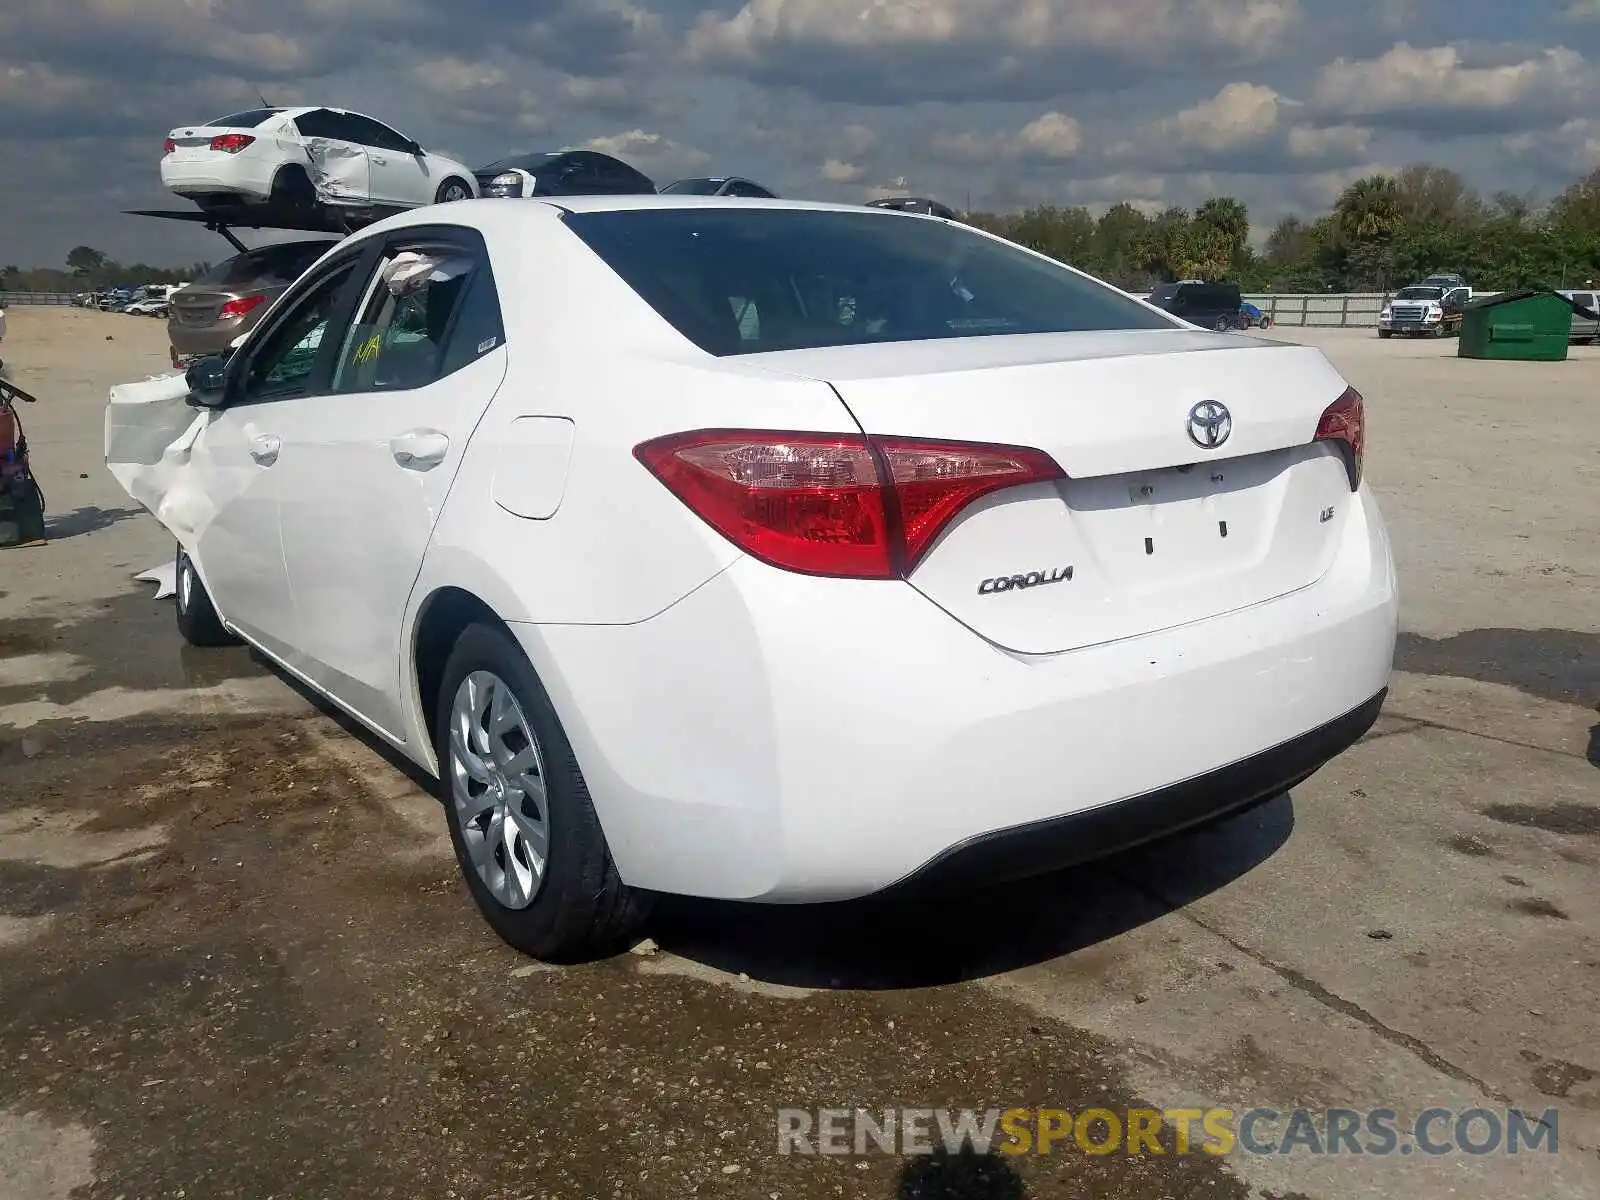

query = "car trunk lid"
166;125;255;161
747;330;1356;655
170;290;233;325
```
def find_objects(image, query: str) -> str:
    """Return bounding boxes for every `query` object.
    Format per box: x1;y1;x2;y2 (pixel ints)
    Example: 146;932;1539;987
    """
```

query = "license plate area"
1064;457;1276;586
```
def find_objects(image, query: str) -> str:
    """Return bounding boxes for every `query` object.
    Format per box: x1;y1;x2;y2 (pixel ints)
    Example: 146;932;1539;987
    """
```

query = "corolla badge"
1186;400;1232;449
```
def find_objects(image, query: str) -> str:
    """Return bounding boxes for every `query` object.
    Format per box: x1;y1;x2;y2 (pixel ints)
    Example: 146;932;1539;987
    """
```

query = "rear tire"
269;165;316;215
174;547;239;647
1213;316;1231;332
435;622;651;962
434;178;472;204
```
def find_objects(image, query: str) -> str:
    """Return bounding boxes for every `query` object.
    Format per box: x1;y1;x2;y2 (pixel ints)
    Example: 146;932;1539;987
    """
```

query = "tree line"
968;162;1600;293
3;161;1597;296
0;246;209;294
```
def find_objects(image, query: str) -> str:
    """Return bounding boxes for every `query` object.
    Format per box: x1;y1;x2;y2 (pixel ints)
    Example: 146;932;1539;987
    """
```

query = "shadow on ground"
1395;627;1597;708
43;503;145;540
648;793;1294;991
897;1147;1027;1198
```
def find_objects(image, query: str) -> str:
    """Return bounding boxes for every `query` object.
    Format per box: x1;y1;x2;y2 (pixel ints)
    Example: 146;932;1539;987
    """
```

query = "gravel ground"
0;307;1595;1199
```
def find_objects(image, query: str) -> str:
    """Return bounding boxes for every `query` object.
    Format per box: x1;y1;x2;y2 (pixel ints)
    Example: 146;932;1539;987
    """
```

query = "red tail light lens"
218;295;267;319
634;429;1064;579
209;133;255;153
163;137;177;155
1314;386;1365;489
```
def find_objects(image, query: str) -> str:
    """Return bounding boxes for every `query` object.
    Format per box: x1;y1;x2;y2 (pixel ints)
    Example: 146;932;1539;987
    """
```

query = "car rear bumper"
167;314;254;357
879;687;1384;898
160;157;276;199
519;484;1398;903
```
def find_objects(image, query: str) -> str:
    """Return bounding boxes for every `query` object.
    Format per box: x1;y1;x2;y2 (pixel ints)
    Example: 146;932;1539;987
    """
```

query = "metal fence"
1132;291;1504;328
0;291;80;306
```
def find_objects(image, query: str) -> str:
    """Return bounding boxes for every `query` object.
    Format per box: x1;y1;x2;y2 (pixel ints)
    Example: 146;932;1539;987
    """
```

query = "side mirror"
185;355;231;408
405;139;424;157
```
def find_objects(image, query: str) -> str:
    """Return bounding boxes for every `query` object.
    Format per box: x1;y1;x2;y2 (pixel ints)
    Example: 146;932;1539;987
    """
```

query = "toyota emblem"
1187;400;1232;449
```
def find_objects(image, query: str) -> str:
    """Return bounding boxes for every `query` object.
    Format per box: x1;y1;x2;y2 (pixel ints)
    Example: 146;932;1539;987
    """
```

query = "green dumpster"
1458;289;1579;361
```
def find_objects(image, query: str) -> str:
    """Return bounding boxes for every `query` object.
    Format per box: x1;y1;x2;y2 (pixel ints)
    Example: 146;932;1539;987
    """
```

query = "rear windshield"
209;109;282;128
562;208;1175;356
661;179;726;195
478;152;564;174
196;241;335;287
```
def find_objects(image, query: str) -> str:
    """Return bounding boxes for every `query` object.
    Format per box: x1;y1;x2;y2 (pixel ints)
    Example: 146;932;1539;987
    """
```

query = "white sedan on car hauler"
160;106;477;215
105;196;1397;962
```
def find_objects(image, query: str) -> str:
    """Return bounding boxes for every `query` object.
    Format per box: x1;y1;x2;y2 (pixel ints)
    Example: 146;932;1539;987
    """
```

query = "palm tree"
1195;196;1249;256
1334;175;1401;244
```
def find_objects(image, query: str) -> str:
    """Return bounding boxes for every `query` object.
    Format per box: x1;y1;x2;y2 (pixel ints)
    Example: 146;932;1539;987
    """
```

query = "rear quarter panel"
399;208;859;756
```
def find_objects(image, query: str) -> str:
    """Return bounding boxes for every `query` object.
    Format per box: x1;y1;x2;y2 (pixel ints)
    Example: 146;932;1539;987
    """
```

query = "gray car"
166;238;337;368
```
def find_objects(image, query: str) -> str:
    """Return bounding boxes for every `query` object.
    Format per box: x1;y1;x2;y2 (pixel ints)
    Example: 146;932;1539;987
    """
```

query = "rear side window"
197;243;336;287
563;208;1175;356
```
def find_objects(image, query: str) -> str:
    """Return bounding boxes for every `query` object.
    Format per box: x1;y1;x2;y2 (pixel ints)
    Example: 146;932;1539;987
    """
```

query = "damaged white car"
105;198;1396;965
160;106;477;218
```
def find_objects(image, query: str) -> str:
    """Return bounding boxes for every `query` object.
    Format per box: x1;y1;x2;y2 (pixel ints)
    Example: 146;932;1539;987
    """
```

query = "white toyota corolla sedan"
106;196;1397;961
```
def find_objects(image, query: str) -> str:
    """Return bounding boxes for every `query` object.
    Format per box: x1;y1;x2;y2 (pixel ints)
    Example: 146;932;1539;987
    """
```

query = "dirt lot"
1;306;1596;1199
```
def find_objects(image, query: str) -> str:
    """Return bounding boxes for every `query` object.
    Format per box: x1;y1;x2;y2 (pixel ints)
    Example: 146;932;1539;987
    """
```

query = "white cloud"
411;56;548;132
819;158;864;183
928;111;1083;166
577;129;709;177
1016;112;1083;160
1313;43;1588;120
1287;123;1371;159
1157;82;1286;152
690;0;1298;59
1503;118;1600;174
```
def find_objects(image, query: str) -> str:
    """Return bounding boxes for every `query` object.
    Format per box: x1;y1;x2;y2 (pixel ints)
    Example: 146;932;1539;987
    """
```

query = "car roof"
348;193;956;244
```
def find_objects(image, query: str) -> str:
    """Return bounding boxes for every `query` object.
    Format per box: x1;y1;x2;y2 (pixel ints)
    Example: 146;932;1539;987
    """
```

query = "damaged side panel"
104;374;294;655
304;138;372;207
104;374;213;546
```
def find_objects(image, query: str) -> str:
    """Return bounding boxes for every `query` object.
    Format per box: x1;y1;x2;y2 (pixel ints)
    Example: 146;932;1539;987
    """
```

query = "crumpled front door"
304;138;373;207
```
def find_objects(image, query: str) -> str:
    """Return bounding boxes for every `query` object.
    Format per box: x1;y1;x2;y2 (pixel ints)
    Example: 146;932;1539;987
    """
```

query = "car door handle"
372;155;387;164
248;433;281;465
391;430;450;469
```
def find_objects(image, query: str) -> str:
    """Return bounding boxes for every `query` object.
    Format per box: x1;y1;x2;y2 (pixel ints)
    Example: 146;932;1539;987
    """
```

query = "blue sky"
2;0;1598;267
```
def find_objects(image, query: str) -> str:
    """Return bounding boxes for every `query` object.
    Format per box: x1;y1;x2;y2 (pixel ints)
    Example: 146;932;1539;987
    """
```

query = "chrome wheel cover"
447;670;550;910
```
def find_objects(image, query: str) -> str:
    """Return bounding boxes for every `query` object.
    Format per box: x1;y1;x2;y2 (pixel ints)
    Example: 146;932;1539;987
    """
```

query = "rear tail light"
163;137;176;155
1314;386;1365;490
218;295;267;319
209;133;255;153
634;430;1063;579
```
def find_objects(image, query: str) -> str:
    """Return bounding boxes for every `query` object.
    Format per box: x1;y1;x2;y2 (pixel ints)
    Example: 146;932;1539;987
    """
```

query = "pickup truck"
1377;282;1470;338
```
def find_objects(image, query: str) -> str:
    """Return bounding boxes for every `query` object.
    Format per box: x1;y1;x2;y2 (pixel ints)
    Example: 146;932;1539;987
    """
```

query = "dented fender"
103;373;216;553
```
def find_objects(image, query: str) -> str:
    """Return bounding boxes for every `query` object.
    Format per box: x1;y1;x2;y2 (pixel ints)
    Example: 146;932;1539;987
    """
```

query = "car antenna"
257;88;272;107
